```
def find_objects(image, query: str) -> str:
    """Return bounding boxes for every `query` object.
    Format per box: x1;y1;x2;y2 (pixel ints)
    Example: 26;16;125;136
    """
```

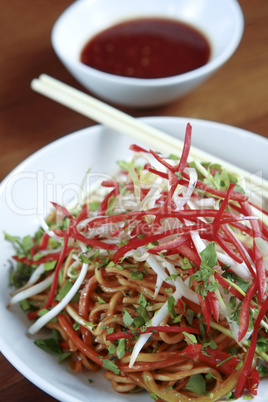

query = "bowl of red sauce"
51;0;244;108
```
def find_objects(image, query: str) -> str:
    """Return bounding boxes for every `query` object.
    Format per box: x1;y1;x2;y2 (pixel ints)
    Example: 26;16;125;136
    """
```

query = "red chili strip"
221;224;254;275
98;185;119;215
234;294;268;398
13;247;75;266
243;202;266;299
113;221;212;263
199;347;241;376
149;149;176;172
254;240;266;301
215;232;244;264
147;234;190;255
28;231;70;320
175;123;192;173
181;172;248;202
50;201;72;218
129;144;150;153
214;272;244;300
58;314;104;366
176;243;201;266
248;201;268;216
106;325;200;341
37;232;50;250
67;228;118;251
238;281;258;342
213;183;235;226
207;291;220;322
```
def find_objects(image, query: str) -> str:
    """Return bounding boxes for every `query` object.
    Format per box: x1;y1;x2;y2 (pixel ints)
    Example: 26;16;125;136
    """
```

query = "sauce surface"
80;18;211;79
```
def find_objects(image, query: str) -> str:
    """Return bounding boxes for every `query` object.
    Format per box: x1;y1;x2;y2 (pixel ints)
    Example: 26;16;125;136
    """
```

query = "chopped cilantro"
34;338;61;355
97;296;106;304
183;332;197;345
56;281;74;301
108;344;116;355
19;299;31;312
130;269;143;280
73;322;80;331
175;172;183;180
186;309;194;325
137;233;146;239
116;338;126;359
137;293;147;307
168;154;180;160
44;260;57;271
258;364;268;376
185;374;206;395
166;273;179;281
58;352;71;363
89;201;100;211
79;254;91;264
136;305;150;323
102;359;120;375
167;295;176;319
123;310;133;327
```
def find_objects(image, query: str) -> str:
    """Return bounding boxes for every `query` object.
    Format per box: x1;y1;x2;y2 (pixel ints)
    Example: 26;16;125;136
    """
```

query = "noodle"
6;124;268;401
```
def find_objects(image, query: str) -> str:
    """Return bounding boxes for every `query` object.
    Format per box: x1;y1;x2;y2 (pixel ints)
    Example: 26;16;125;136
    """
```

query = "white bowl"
0;117;267;402
51;0;244;108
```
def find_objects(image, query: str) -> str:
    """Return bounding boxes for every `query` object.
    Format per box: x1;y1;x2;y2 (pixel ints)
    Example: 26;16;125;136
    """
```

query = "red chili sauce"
80;18;211;79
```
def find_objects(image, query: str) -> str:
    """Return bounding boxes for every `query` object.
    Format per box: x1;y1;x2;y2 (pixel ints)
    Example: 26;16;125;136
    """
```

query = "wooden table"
0;0;267;400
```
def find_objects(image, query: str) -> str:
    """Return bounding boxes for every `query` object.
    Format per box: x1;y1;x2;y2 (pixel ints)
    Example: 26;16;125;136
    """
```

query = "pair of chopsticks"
31;74;268;199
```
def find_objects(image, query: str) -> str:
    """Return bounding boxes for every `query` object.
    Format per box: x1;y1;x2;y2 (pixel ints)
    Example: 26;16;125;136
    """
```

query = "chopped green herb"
58;352;71;363
19;299;31;311
56;281;73;301
137;293;147;307
123;310;133;327
185;374;206;395
73;322;80;331
183;332;197;345
130;269;143;280
79;254;91;264
34;338;61;355
89;202;100;211
108;344;116;355
167;295;176;319
44;260;57;271
166;273;179;281
102;359;120;375
186;309;195;325
168;154;180;160
116;338;126;359
97;296;106;304
175;172;183;180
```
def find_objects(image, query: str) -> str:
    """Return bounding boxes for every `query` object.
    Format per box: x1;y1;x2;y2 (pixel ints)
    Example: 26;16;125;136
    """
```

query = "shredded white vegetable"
9;272;54;306
28;241;88;335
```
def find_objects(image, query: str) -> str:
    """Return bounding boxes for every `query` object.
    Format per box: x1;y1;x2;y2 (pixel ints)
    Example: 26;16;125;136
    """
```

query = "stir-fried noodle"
7;124;268;401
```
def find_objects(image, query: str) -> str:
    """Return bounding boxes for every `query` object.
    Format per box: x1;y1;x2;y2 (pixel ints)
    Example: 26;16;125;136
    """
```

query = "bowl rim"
51;0;244;87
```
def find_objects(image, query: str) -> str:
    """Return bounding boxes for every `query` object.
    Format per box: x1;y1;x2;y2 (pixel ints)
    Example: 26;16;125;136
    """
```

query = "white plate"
0;117;267;402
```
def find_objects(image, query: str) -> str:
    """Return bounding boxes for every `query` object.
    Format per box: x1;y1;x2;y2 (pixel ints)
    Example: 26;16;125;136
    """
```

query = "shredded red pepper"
106;325;200;341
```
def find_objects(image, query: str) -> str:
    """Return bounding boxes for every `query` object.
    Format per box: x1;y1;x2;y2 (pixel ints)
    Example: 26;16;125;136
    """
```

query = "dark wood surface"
1;0;267;400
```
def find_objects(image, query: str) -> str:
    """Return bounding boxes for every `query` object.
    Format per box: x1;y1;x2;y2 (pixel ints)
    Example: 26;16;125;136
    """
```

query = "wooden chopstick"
31;74;268;197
